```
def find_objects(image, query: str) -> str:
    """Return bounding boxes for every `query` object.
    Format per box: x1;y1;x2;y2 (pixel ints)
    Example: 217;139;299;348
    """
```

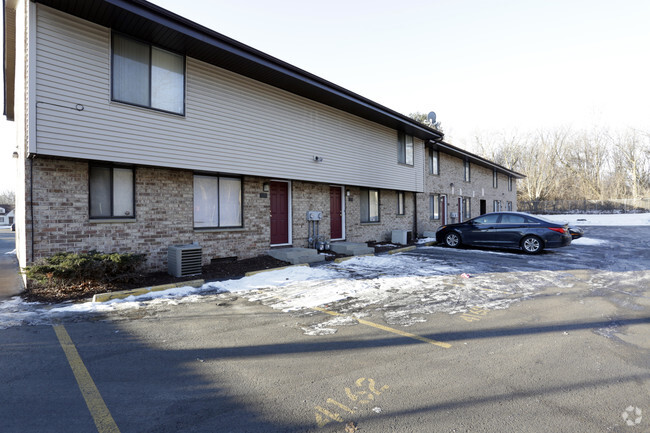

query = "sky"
1;0;649;192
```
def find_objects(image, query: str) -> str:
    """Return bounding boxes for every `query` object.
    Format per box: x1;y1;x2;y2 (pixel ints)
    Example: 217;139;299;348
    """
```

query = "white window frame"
430;194;440;220
397;191;405;215
429;149;440;175
361;188;380;223
112;33;186;115
89;165;135;219
193;174;243;229
398;133;414;166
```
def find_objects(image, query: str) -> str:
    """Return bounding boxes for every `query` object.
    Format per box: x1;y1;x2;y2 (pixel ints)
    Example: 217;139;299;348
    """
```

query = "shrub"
23;251;146;286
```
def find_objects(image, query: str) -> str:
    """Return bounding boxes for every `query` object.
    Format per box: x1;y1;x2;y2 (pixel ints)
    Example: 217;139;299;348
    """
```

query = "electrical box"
307;211;322;221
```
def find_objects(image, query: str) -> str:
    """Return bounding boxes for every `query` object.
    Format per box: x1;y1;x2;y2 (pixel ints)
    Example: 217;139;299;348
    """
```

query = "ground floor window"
193;174;242;228
430;194;440;220
463;197;471;220
493;200;501;212
89;165;135;218
507;201;513;211
397;191;405;215
360;188;380;222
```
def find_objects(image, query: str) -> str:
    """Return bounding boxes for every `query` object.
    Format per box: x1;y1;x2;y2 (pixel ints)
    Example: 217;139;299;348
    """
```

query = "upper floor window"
397;191;405;215
493;170;498;188
360;188;380;223
464;160;471;182
398;133;414;166
193;175;243;228
429;149;439;175
508;176;513;191
89;165;135;218
112;33;185;115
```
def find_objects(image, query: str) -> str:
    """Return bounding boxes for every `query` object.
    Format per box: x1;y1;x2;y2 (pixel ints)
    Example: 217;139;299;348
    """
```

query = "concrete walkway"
0;228;23;300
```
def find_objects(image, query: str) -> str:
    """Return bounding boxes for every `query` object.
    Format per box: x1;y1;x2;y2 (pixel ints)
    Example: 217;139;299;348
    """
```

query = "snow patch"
544;213;650;226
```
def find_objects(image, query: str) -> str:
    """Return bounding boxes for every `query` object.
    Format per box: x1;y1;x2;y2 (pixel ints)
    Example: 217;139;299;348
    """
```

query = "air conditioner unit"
168;244;202;277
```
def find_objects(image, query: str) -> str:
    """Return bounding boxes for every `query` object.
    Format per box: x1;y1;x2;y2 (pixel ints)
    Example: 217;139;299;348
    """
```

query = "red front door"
270;181;289;245
330;186;343;239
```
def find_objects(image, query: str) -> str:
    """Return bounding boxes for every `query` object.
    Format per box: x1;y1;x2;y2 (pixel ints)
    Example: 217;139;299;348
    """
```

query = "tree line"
470;127;650;203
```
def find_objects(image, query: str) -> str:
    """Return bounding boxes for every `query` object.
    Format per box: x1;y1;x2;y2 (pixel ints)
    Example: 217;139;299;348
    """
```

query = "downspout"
30;156;34;262
413;192;418;241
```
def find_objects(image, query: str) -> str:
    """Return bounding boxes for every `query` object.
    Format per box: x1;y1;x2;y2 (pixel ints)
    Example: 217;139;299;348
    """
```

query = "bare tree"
0;189;15;204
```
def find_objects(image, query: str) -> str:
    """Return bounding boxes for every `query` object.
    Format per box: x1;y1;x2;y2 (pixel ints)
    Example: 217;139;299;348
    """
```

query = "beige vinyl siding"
33;5;424;192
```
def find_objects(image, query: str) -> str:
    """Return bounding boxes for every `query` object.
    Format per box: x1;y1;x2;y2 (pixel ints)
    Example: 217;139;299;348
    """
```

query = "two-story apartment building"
3;0;522;273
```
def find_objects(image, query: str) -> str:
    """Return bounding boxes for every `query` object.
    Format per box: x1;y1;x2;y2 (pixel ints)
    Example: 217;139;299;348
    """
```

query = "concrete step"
329;242;375;256
268;247;326;265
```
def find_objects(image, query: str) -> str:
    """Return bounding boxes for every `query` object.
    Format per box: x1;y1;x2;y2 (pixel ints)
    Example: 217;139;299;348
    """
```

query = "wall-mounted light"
313;156;324;162
12;151;19;159
346;189;350;197
449;183;454;188
262;182;269;192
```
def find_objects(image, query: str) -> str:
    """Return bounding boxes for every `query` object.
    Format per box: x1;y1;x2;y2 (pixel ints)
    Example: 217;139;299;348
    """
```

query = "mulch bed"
22;242;413;304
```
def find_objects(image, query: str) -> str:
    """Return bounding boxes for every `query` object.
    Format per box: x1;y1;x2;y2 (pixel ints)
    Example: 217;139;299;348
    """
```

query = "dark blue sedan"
435;212;572;254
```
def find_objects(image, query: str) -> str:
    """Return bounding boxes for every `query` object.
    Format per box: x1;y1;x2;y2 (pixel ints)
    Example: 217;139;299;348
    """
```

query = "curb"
419;241;437;246
334;253;375;263
388;245;416;255
92;279;205;303
244;263;309;277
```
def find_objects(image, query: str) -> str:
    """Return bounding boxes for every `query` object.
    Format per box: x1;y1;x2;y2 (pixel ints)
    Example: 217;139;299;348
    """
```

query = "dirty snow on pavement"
1;214;648;332
0;254;574;332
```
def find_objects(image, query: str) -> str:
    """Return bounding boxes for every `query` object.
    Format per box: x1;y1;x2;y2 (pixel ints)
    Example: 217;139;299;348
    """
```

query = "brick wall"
26;154;513;272
28;158;271;271
417;150;517;235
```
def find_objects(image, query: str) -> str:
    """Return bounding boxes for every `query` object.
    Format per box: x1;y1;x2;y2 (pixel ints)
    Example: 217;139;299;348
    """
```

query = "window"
507;201;513;211
430;194;440;220
398;133;414;165
429;149;439;175
493;200;501;212
463;197;471;220
464;160;471;182
193;175;242;228
475;213;500;224
397;191;405;215
89;165;135;218
508;176;513;191
493;170;498;188
360;189;380;222
112;33;185;115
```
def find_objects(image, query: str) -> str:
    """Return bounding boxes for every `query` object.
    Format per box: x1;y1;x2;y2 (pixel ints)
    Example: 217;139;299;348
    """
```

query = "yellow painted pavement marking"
53;325;121;433
311;306;451;348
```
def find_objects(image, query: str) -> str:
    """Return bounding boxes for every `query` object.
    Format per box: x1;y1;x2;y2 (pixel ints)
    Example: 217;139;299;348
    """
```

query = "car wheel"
521;235;543;254
444;232;461;248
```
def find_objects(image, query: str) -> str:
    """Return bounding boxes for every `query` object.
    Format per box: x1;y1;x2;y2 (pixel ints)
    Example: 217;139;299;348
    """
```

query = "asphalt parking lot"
1;226;649;432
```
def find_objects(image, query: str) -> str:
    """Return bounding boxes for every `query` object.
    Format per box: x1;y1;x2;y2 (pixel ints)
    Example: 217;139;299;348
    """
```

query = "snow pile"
544;213;650;226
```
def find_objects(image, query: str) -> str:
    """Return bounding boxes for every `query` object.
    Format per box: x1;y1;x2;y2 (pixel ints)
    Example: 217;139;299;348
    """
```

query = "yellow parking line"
53;325;121;433
311;306;451;349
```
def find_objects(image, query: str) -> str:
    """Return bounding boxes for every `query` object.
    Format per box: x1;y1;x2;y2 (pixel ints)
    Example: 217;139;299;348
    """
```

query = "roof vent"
168;244;202;277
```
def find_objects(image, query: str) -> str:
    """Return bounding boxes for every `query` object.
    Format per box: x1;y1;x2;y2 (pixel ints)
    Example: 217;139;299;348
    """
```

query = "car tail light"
548;227;566;234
